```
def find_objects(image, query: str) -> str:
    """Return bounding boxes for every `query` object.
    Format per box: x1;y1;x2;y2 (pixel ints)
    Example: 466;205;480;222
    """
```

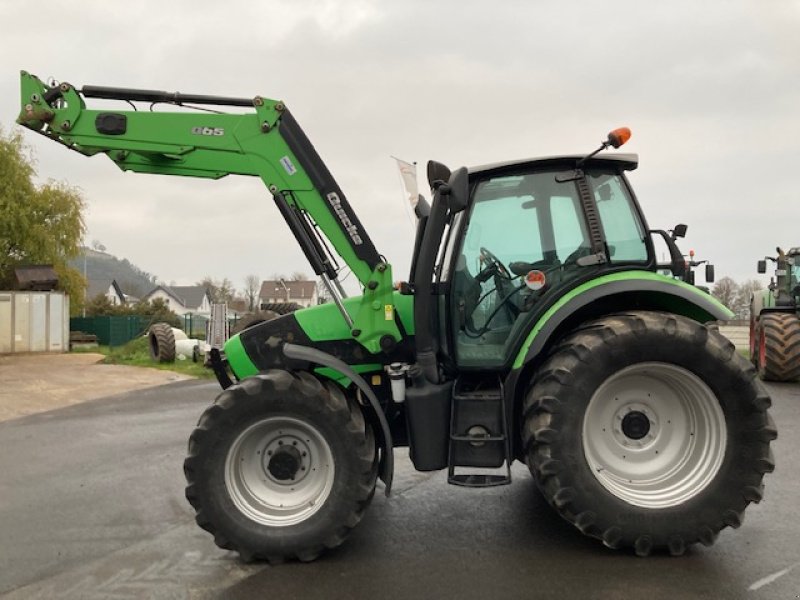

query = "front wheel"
184;370;377;563
523;311;776;556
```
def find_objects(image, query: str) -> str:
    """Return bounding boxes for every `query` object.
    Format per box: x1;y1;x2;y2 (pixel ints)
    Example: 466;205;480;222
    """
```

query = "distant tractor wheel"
148;322;176;363
758;312;800;381
184;370;378;563
523;311;776;556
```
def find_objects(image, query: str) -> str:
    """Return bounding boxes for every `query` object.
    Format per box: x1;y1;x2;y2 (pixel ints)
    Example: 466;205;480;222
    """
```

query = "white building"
141;285;212;316
258;279;318;309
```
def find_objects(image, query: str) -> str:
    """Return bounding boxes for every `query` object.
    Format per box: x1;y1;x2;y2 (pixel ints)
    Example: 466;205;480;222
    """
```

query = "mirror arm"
651;229;686;278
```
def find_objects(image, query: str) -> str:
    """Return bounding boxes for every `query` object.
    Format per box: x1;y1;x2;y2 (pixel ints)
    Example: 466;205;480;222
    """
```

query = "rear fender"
505;272;732;459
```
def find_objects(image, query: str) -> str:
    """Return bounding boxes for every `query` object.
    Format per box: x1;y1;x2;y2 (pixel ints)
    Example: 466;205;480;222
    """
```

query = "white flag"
393;157;419;215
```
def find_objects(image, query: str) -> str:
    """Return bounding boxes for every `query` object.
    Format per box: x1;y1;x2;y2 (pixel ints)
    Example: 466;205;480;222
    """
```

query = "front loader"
17;71;776;561
750;247;800;381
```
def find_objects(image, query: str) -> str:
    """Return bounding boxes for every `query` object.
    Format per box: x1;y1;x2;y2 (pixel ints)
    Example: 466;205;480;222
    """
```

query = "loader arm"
17;71;401;354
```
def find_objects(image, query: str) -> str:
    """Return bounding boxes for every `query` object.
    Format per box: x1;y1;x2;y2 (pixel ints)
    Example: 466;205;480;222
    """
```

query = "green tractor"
750;247;800;381
18;71;776;561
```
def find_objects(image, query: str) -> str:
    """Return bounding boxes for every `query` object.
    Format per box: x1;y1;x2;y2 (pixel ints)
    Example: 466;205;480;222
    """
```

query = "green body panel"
295;291;414;342
223;291;413;382
17;71;403;354
512;271;733;369
225;335;259;379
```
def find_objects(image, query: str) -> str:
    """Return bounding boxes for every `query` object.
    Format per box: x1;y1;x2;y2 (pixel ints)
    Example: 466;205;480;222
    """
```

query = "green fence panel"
70;316;150;347
182;313;209;339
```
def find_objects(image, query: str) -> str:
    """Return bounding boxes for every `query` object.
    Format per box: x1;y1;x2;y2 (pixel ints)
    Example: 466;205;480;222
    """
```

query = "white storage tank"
0;292;70;354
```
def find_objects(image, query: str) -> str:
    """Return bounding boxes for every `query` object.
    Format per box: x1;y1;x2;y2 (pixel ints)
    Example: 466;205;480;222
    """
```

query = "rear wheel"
523;311;776;556
758;312;800;381
184;370;377;562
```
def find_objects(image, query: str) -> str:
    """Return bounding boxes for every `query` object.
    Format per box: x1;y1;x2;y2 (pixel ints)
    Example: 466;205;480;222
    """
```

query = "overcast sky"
1;0;798;294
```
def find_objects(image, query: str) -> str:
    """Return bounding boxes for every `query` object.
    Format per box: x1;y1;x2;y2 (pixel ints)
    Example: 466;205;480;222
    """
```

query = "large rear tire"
184;370;377;563
523;311;776;556
148;322;176;363
758;312;800;381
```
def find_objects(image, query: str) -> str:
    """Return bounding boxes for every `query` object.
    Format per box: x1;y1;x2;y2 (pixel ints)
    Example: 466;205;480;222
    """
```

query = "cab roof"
469;152;638;176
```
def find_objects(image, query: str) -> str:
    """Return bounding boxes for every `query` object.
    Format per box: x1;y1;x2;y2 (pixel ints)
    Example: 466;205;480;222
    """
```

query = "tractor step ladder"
447;377;512;487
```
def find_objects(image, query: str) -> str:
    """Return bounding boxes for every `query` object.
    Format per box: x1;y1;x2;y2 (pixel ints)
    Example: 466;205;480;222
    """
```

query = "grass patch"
73;336;214;379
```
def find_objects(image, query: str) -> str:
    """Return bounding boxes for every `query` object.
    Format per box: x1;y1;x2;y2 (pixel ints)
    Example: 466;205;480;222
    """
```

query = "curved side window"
589;171;647;263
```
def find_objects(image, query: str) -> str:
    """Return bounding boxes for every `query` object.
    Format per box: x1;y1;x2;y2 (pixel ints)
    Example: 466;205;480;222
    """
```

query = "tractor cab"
437;154;649;369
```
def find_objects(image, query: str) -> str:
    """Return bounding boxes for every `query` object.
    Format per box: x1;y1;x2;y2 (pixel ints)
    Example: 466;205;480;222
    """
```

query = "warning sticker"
385;305;394;320
525;270;546;291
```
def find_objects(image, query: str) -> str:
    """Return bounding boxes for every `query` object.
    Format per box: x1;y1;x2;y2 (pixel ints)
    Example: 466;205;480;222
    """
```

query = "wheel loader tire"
757;313;800;382
184;370;378;563
522;311;776;556
148;322;176;363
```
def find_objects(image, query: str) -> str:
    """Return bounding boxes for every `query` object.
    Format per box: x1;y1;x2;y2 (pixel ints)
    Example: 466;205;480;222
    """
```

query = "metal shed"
0;292;70;354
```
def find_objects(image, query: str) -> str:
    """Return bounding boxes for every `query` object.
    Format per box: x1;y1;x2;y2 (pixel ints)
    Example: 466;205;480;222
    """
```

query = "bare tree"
199;276;235;305
243;274;260;312
289;271;308;281
712;277;738;312
734;279;765;320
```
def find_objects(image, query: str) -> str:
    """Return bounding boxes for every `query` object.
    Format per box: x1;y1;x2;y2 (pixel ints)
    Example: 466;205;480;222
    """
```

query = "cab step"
447;377;512;487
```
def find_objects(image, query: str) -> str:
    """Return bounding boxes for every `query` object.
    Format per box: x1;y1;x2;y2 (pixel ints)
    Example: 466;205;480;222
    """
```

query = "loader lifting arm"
17;71;401;354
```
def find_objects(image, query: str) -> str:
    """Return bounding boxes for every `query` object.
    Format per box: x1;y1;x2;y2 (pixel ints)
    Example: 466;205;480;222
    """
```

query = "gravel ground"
0;353;193;422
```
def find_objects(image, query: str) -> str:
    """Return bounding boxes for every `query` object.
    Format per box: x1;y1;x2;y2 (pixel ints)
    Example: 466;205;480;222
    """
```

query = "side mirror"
427;160;451;191
446;167;469;214
671;224;688;240
705;264;715;283
757;260;766;274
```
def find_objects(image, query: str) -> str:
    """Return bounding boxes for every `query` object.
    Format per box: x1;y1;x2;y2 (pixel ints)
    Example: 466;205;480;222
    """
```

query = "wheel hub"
621;410;651;440
611;402;658;449
261;436;311;485
267;445;303;481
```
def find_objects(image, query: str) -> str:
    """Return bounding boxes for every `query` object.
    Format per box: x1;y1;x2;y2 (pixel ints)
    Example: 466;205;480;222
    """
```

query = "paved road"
0;379;798;599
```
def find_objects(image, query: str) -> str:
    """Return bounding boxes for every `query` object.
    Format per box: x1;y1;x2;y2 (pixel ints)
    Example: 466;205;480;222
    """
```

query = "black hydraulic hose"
282;342;393;495
81;85;253;107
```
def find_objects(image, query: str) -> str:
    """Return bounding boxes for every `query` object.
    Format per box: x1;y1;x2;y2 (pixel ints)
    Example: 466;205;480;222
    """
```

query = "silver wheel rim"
582;362;726;509
225;416;334;526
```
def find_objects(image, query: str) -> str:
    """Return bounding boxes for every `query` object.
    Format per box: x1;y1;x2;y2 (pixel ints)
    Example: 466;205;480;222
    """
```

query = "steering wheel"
479;246;511;280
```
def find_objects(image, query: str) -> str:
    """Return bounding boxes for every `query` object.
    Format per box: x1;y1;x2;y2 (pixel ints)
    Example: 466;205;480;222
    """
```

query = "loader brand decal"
191;126;225;136
280;156;297;175
327;192;363;245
